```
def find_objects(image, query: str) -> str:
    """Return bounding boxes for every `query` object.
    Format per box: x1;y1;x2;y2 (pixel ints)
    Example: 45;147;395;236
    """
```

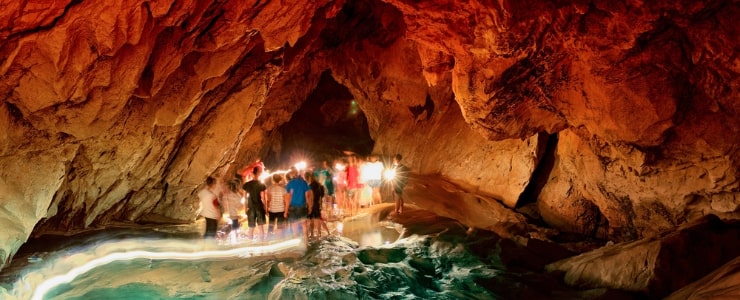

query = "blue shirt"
286;177;310;207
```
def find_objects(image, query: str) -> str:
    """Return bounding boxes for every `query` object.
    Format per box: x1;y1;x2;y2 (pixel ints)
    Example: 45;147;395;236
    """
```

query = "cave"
265;70;375;168
1;0;740;299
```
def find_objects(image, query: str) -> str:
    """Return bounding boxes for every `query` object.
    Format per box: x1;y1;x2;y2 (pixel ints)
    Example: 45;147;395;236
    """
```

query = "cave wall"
383;0;740;241
1;0;739;270
323;33;542;208
539;128;739;240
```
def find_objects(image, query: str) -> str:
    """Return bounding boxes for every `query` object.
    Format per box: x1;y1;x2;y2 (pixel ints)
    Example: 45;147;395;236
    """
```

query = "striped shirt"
267;184;287;213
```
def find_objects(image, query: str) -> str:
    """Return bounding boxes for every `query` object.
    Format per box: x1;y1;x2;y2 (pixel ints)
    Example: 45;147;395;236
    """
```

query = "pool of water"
0;206;626;300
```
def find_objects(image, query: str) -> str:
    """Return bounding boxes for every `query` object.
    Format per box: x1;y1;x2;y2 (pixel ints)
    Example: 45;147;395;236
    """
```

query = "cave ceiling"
0;0;739;270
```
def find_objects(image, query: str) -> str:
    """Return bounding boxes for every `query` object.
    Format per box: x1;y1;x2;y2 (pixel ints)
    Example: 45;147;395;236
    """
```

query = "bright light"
361;160;383;182
253;168;291;184
29;238;303;300
295;161;307;171
383;168;396;181
259;169;271;182
335;163;345;171
261;169;290;179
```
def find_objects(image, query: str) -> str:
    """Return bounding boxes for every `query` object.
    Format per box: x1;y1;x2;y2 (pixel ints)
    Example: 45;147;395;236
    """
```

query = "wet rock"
270;262;288;277
357;247;407;264
665;255;740;300
546;215;740;298
1;0;739;279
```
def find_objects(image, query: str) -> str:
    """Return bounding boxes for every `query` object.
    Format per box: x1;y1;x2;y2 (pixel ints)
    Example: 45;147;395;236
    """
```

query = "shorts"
308;206;322;219
288;206;307;222
367;179;382;188
204;218;218;239
247;208;266;228
324;182;335;195
268;212;285;227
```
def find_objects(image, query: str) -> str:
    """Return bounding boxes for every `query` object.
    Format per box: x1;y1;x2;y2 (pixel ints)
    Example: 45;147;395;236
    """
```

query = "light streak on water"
5;238;303;300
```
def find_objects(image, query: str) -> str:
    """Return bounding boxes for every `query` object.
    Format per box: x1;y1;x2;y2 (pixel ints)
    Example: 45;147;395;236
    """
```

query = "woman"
198;176;221;239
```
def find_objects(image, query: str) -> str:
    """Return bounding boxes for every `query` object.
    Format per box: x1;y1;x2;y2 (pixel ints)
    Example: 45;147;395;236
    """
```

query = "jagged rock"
545;215;740;298
539;129;740;241
0;0;738;275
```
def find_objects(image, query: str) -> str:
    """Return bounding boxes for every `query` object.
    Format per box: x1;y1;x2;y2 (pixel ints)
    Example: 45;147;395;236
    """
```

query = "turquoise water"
49;283;171;300
1;209;628;300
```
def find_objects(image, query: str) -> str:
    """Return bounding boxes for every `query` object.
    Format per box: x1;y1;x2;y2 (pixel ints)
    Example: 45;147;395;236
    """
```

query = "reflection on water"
0;207;617;300
334;212;401;248
0;211;404;300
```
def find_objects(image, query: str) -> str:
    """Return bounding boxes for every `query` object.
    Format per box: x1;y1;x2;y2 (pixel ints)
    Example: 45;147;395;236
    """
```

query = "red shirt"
240;161;265;180
347;165;360;189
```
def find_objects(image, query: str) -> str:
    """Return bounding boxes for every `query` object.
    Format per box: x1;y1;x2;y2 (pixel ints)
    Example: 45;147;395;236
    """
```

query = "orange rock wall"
0;0;738;269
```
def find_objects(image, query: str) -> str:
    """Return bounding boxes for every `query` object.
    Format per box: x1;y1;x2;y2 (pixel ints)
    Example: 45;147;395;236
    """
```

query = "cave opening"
264;71;374;169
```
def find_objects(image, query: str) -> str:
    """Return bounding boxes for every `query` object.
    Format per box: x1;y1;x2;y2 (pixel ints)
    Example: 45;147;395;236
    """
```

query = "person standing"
315;160;335;214
306;172;330;238
392;154;410;214
346;156;361;215
361;155;383;206
334;159;348;216
223;179;245;233
266;173;290;237
238;159;265;182
199;176;221;239
285;169;311;242
243;167;267;241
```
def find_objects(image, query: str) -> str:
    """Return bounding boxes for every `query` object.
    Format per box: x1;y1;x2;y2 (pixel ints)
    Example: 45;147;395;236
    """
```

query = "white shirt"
198;188;220;219
223;191;243;218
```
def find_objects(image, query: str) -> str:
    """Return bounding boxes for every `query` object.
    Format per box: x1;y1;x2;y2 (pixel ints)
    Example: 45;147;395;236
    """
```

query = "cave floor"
1;176;636;300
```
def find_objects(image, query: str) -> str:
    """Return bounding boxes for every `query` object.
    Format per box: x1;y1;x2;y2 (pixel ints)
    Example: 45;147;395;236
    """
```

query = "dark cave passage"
264;71;374;169
517;132;558;208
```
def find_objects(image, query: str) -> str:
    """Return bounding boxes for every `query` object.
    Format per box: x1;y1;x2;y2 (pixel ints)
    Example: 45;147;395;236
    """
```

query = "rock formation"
0;0;738;290
546;215;740;298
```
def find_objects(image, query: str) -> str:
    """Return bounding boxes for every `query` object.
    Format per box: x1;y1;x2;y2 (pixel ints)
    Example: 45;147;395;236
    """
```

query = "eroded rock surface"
545;215;740;298
0;0;738;276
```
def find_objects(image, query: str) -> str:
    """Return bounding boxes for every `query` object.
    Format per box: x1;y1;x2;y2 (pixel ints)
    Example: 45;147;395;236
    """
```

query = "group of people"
332;154;410;216
197;154;410;242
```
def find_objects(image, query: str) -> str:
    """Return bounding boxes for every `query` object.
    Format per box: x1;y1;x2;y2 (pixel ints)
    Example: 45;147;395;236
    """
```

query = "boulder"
546;215;740;298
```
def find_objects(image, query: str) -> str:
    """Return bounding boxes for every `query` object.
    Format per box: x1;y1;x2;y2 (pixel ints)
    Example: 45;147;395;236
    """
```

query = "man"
392;154;410;215
285;169;312;242
199;176;221;239
242;167;267;240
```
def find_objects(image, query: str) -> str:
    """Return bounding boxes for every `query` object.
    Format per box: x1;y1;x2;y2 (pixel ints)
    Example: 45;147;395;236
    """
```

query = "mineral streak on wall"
0;0;738;270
